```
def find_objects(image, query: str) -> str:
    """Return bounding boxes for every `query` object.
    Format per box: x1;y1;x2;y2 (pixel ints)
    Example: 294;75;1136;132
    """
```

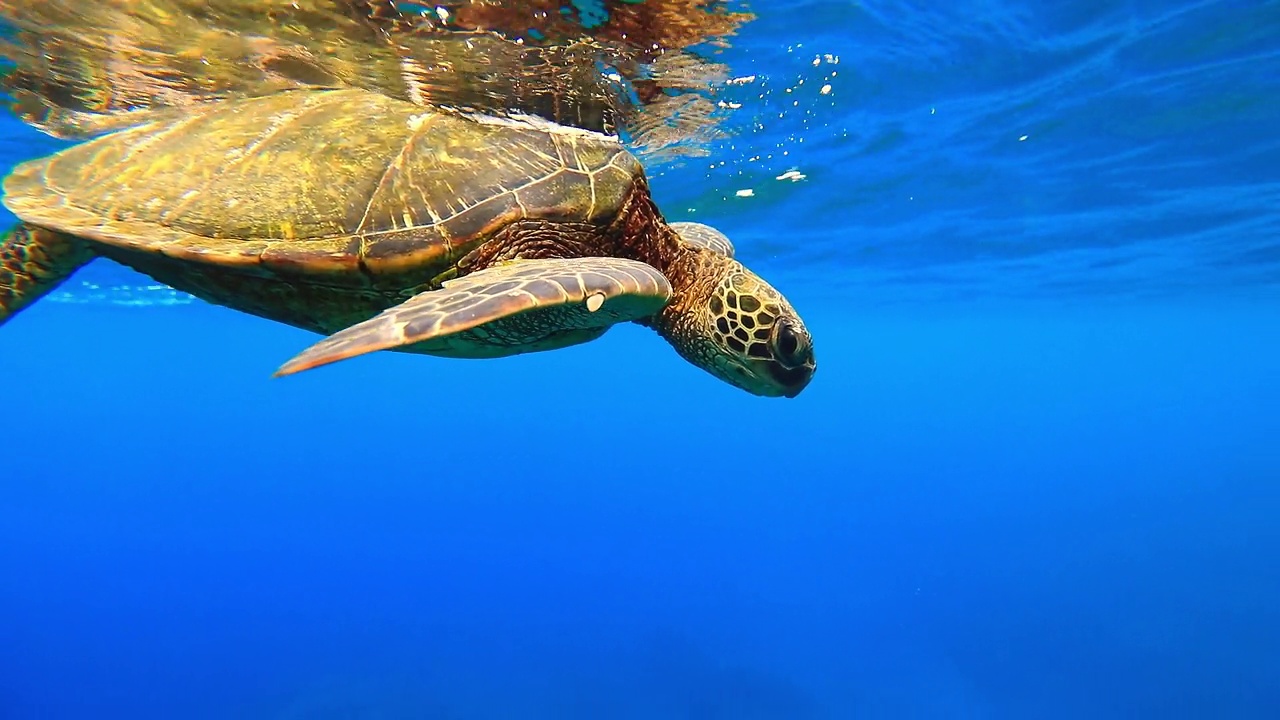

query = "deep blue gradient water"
2;2;1279;718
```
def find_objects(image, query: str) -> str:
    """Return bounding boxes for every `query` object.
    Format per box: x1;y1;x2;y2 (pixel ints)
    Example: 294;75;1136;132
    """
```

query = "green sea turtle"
0;88;815;396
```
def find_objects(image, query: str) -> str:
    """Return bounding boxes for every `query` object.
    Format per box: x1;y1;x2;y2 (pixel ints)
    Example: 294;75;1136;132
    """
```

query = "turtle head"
652;244;816;398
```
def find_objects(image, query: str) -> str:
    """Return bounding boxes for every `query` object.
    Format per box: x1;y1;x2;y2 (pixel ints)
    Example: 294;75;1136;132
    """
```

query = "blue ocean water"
2;1;1279;718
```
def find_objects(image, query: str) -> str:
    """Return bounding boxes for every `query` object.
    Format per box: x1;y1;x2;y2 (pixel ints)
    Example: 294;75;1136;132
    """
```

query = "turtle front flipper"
274;257;673;376
670;222;735;258
0;223;94;326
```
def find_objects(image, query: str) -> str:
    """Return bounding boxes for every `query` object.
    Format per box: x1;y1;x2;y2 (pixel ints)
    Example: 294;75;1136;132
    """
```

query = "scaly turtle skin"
0;88;815;397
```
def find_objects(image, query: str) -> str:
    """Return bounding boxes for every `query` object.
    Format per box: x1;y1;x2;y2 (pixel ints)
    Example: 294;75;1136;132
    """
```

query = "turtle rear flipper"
274;257;673;376
0;224;94;326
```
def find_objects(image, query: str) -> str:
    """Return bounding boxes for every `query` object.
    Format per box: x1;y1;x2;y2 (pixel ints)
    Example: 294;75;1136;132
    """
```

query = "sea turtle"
0;87;815;397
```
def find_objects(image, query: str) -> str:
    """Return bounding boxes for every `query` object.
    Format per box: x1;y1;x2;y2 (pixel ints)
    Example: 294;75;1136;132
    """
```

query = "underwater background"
2;1;1279;718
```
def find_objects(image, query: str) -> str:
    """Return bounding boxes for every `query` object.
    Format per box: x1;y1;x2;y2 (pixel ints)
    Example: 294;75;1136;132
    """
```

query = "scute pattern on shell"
1;88;644;279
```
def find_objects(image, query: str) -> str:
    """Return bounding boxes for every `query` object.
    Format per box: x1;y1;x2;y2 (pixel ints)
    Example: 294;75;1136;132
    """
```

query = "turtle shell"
1;88;645;282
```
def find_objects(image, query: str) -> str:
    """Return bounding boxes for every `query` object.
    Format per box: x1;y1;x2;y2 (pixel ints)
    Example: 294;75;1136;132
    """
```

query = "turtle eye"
771;320;809;368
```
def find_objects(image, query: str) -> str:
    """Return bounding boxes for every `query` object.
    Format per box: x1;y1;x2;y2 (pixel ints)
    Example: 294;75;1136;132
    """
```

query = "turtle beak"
769;361;815;398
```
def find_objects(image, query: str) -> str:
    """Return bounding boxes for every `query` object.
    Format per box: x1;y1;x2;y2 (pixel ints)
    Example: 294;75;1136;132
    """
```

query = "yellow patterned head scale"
655;235;816;398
